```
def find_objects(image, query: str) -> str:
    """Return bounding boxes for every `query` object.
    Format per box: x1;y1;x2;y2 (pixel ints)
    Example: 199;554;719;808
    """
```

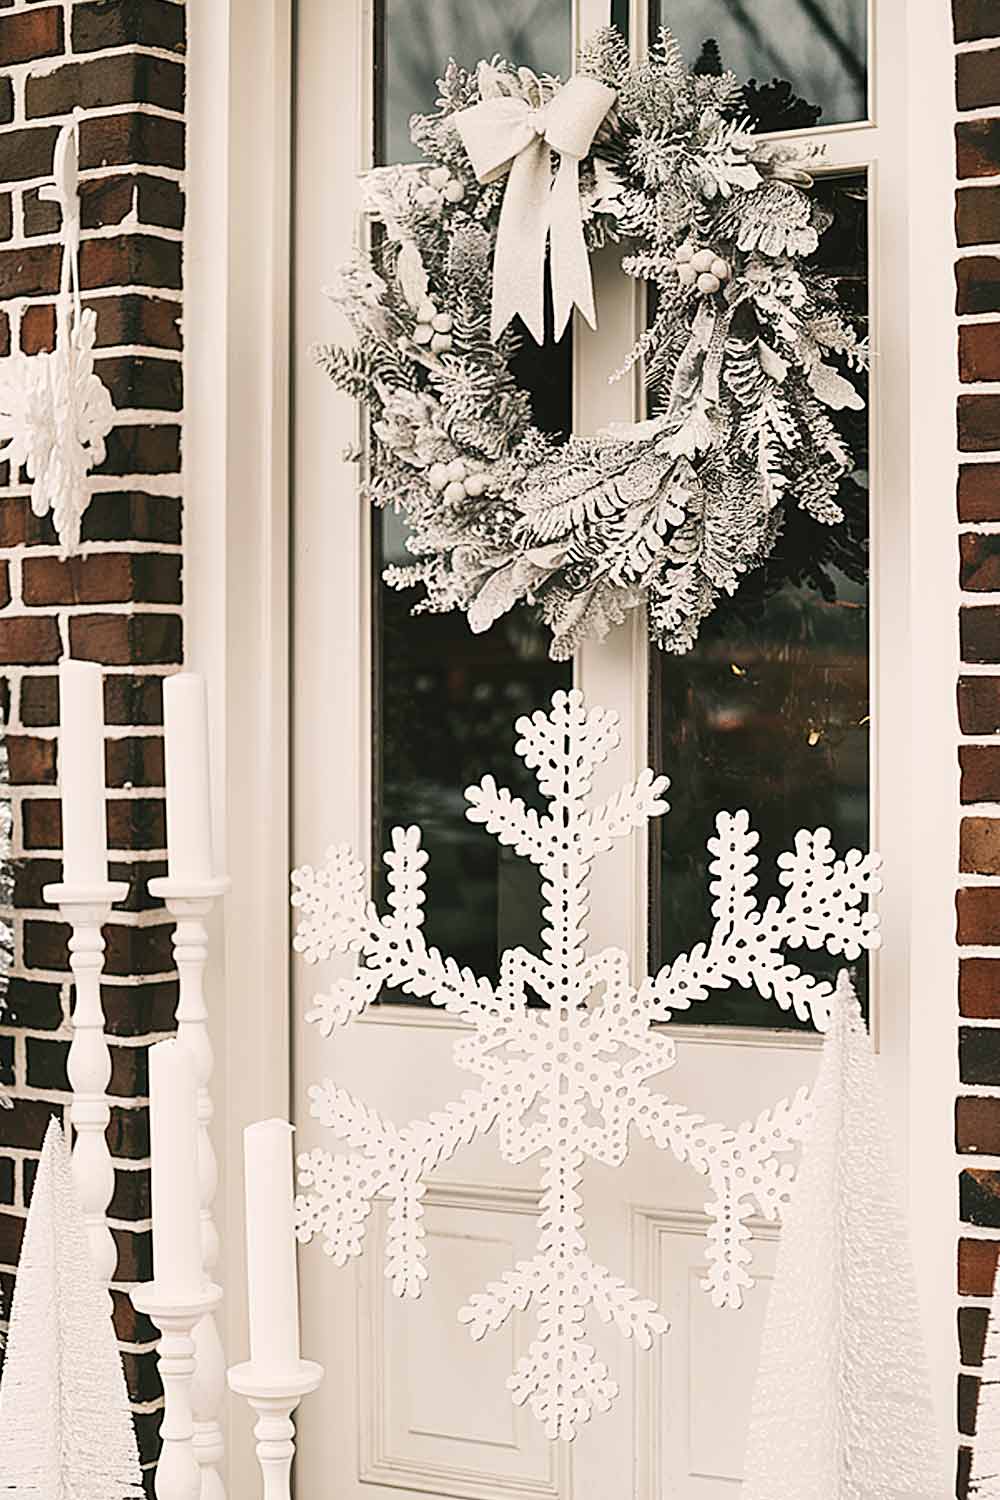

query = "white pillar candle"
244;1119;301;1373
163;672;214;884
149;1038;204;1298
59;658;108;888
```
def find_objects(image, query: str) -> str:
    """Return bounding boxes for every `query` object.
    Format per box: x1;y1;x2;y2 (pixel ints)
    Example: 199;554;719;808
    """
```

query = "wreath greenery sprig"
316;28;867;660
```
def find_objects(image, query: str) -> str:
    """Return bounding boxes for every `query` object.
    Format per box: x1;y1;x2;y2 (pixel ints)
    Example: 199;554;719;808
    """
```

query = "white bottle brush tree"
0;1118;143;1498
742;971;952;1500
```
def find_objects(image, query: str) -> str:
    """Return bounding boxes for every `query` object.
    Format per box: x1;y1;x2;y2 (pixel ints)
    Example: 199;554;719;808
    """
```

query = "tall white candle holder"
148;874;231;1500
227;1360;323;1500
133;1281;223;1500
42;877;129;1307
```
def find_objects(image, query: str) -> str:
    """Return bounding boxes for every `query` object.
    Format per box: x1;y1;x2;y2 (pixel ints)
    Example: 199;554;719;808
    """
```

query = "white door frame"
183;0;961;1488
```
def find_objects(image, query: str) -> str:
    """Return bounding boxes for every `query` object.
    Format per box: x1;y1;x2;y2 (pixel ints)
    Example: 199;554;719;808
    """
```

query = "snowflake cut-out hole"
291;688;882;1440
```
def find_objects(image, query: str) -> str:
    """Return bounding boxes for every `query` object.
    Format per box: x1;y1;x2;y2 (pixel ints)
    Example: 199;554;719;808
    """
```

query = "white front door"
289;1;905;1495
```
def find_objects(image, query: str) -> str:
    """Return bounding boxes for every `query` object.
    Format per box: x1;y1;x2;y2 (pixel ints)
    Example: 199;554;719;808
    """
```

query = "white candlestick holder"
42;878;129;1308
148;875;231;1500
132;1281;223;1500
227;1360;323;1500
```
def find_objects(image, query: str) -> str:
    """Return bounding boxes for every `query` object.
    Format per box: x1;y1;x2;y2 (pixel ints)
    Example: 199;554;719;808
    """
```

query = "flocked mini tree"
0;1118;143;1498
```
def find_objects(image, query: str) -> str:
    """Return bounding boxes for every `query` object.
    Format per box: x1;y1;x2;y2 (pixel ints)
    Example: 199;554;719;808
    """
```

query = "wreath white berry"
316;28;867;659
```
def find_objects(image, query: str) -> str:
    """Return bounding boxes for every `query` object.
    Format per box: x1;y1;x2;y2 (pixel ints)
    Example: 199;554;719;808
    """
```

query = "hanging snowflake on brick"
0;118;114;557
291;689;882;1440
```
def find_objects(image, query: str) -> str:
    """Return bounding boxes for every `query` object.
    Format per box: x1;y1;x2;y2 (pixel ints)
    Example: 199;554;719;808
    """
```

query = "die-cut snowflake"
0;119;114;557
291;689;882;1440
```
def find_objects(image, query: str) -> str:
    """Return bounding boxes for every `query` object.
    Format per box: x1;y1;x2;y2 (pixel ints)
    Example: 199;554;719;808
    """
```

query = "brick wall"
0;2;185;1487
955;1;1000;1494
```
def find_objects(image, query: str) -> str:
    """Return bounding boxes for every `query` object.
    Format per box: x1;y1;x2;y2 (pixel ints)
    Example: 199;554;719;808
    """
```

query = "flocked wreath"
316;29;867;659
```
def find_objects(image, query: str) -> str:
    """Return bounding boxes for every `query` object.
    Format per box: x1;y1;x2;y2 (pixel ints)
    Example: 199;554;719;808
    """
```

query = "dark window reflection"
651;0;867;128
650;174;869;1028
376;0;572;165
373;2;573;994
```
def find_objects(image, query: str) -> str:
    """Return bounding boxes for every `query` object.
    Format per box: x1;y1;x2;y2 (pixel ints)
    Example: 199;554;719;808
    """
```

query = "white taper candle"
58;658;107;888
149;1038;204;1298
163;673;214;884
244;1119;301;1373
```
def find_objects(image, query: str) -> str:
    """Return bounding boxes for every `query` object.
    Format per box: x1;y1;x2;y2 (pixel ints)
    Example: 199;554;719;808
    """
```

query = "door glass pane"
373;2;573;993
649;173;869;1028
650;0;868;129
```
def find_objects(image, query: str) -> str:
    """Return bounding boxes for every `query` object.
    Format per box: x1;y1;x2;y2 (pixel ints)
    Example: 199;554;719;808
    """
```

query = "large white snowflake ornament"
0;118;114;556
291;689;882;1440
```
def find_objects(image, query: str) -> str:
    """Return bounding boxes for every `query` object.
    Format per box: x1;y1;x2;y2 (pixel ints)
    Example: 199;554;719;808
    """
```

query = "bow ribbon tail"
489;135;551;344
549;155;595;339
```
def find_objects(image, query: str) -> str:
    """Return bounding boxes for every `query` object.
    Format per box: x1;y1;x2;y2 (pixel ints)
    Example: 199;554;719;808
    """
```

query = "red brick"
958;1096;1000;1154
89;295;183;352
0;241;62;299
108;1103;149;1160
962;1168;1000;1226
80;235;182;293
25;1036;67;1092
26;54;185;119
963;605;1000;661
6;734;56;787
80;112;184;173
960;1372;981;1435
19;673;58;727
25;174;186;240
20;302;55;356
0;77;11;128
69;612;182;666
21;797;61;850
960;395;1000;453
108;1045;148;1099
957;258;1000;317
94;355;183;411
0;1099;61;1152
959;1235;997;1295
959;676;1000;734
961;1304;990;1366
112;1225;152;1284
958;885;1000;944
955;0;1000;43
109;1163;150;1219
958;120;1000;180
0;6;62;65
104;674;164;727
961;817;1000;873
104;921;174;978
960;464;1000;523
95;424;181;476
23;553;182;607
961;1025;1000;1083
102;979;177;1037
959;186;1000;247
0;1159;13;1207
122;1345;161;1403
961;958;1000;1018
72;0;185;54
107;863;162;914
0;124;59;186
961;745;1000;803
13;855;61;909
0;308;8;359
2;978;63;1030
22;917;70;970
0;615;60;665
107;797;166;851
112;1288;160;1346
0;193;11;244
957;48;1000;111
0;1211;24;1265
961;324;1000;385
106;735;165;789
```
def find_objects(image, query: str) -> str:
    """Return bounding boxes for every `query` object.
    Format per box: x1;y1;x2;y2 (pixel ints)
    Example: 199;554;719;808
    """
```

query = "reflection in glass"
650;174;869;1027
376;0;572;165
373;2;573;991
651;0;867;128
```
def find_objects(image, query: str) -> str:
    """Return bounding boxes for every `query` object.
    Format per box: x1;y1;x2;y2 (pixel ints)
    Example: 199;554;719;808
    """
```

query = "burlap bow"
454;75;616;344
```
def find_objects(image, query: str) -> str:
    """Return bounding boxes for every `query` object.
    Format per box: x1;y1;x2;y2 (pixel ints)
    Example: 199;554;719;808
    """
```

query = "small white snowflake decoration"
0;118;114;556
291;689;882;1440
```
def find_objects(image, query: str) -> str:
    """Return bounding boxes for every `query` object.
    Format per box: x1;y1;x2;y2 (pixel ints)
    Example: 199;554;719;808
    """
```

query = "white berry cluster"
427;456;489;503
413;298;454;353
676;245;732;296
414;164;466;215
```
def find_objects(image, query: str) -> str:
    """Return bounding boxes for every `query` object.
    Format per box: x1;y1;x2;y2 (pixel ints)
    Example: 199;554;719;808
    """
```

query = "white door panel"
291;0;895;1494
